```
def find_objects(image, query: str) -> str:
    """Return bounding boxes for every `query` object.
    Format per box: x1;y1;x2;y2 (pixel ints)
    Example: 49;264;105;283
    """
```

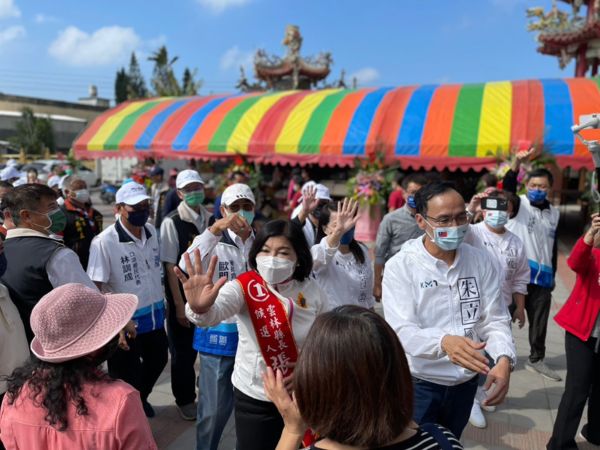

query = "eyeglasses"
424;211;472;227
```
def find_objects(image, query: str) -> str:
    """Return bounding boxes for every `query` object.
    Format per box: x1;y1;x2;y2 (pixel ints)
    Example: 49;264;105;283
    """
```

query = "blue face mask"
238;210;255;225
484;210;509;229
527;189;547;204
340;228;355;245
407;195;417;209
425;221;469;251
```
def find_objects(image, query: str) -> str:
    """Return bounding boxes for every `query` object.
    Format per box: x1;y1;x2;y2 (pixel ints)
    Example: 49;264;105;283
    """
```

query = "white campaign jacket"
382;237;516;386
185;277;329;401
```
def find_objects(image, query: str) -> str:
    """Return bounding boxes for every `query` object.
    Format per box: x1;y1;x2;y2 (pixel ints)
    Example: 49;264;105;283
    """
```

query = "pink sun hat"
30;283;138;363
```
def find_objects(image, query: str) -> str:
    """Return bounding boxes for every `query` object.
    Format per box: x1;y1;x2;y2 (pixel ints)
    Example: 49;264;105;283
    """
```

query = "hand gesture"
263;367;305;435
512;147;536;171
212;213;250;237
173;249;227;314
333;198;360;234
468;192;488;214
301;186;319;215
482;357;511;406
441;335;489;374
584;213;600;245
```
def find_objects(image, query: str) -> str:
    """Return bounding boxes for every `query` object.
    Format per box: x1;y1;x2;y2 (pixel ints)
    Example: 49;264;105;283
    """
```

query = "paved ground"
92;192;596;449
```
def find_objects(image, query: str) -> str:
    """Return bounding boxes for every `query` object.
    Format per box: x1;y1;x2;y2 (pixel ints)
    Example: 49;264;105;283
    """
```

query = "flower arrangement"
221;154;261;191
347;152;390;206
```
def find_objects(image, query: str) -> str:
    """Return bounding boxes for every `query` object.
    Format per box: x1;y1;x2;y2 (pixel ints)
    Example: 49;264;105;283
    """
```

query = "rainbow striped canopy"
74;78;598;170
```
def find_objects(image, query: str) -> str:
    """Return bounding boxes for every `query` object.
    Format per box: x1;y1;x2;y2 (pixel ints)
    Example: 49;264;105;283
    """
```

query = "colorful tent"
74;78;599;170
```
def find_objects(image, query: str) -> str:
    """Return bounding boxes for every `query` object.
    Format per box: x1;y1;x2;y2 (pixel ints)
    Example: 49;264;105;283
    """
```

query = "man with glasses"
87;182;167;418
160;170;210;421
382;181;515;438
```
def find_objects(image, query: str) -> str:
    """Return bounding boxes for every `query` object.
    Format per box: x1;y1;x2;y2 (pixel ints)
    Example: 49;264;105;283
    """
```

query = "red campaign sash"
237;271;316;447
237;271;299;375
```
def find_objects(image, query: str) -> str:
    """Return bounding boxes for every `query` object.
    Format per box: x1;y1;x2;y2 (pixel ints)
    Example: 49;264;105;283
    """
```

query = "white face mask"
256;256;295;285
73;189;90;203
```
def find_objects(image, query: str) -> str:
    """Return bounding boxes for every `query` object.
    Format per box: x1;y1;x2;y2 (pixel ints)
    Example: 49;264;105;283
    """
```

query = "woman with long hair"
264;306;463;450
312;198;374;309
175;219;331;450
0;283;156;450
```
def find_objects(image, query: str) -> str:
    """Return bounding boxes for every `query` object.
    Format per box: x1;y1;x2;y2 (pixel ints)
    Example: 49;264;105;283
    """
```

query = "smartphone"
481;197;508;211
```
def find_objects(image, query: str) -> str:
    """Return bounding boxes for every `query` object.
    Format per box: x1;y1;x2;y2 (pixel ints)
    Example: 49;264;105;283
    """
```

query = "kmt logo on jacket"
420;280;439;289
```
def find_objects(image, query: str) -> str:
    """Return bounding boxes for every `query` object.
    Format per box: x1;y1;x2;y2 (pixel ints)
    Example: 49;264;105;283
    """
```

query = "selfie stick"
571;114;600;202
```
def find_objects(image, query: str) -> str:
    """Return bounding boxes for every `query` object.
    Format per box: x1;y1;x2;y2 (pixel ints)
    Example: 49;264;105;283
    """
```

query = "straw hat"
30;283;138;363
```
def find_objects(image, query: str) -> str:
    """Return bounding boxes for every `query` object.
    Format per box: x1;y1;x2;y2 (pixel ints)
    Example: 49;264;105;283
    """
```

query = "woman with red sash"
176;218;354;450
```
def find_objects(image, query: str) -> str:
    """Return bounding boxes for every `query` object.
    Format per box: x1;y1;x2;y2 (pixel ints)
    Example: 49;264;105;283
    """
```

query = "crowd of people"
0;148;598;450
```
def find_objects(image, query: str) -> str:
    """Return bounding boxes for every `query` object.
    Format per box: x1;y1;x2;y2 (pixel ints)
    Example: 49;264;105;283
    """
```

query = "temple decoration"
528;0;600;76
253;25;332;90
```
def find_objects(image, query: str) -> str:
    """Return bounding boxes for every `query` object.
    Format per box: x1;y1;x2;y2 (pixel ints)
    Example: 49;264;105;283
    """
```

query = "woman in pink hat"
0;283;157;450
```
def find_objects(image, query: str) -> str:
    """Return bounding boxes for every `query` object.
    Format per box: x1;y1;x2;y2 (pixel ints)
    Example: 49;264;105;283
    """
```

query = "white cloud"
349;67;380;85
220;45;253;71
197;0;250;14
0;25;25;47
34;13;58;24
0;0;20;19
48;26;142;66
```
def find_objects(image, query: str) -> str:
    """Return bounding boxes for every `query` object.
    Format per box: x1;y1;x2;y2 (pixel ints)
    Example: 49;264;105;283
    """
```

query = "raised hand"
584;213;600;245
467;192;488;214
512;147;537;171
211;212;250;237
301;186;319;215
173;249;227;314
334;197;360;234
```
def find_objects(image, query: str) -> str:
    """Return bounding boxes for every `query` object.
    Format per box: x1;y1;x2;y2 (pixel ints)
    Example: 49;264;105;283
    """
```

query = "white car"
21;160;99;187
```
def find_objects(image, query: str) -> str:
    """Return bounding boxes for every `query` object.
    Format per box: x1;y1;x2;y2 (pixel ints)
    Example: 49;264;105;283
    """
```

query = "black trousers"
526;283;553;363
166;303;197;406
234;388;283;450
547;332;600;449
108;328;168;402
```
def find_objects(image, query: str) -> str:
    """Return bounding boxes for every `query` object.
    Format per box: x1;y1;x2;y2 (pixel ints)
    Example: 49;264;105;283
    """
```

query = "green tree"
148;46;182;96
9;107;55;155
127;52;148;99
115;68;129;104
181;67;202;95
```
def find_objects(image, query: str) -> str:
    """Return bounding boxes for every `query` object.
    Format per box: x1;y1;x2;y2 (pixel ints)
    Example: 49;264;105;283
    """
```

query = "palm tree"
148;46;182;96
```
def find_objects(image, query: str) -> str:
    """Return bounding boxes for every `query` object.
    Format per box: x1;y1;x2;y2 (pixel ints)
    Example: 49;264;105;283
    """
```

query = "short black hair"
414;181;459;216
3;184;57;226
526;168;553;186
249;219;313;282
402;173;429;190
27;168;38;176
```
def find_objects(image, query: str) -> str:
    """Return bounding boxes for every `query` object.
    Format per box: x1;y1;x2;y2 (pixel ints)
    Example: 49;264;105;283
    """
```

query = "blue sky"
0;0;573;103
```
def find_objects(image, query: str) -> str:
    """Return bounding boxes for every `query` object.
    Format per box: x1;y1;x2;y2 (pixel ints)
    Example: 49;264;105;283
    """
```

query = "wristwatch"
496;355;515;372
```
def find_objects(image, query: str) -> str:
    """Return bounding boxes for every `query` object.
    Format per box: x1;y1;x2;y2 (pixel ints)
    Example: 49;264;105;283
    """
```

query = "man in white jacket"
382;181;516;439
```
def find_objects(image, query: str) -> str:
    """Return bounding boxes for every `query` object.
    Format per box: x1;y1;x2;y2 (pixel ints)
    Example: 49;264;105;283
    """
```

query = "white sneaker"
469;401;487;428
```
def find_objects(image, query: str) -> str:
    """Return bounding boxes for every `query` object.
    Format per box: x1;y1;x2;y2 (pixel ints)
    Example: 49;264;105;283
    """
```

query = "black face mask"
126;208;150;227
311;204;327;220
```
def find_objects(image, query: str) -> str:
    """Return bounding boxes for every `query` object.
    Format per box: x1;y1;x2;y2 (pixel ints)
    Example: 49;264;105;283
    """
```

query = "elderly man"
160;169;210;420
0;184;96;342
382;181;516;438
59;177;102;269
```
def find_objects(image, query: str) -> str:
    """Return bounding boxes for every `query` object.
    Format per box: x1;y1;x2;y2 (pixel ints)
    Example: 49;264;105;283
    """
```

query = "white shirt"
382;237;516;386
185;276;329;401
160;201;210;264
464;223;530;306
87;219;164;310
0;283;28;394
5;229;96;290
311;237;375;309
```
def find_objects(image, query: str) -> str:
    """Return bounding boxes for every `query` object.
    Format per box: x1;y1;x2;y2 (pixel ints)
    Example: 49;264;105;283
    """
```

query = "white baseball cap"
0;165;21;181
176;170;205;189
47;175;61;188
221;183;255;206
116;182;150;205
315;184;331;201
